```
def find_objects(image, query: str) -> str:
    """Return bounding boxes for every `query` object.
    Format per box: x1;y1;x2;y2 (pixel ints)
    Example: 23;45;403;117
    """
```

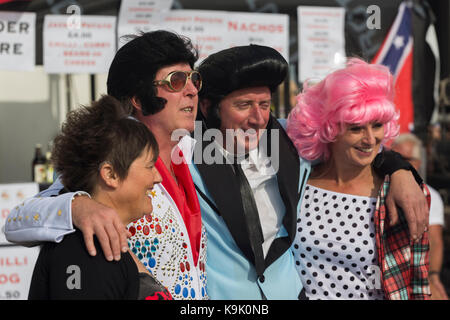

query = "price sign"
140;9;288;64
226;11;289;62
43;14;116;74
147;9;229;63
297;6;346;82
117;0;173;48
0;246;40;300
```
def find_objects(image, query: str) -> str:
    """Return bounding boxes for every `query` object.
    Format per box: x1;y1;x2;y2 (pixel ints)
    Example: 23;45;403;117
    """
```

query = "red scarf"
154;148;201;266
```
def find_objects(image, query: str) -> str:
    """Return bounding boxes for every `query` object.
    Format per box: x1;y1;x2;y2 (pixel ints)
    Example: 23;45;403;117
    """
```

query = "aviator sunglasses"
153;70;202;92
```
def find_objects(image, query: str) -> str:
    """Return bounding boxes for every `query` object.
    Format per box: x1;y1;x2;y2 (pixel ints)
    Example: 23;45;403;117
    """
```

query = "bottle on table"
32;144;47;183
45;143;54;184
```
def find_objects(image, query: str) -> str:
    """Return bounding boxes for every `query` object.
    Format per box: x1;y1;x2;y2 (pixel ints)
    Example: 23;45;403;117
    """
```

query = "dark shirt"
28;229;171;300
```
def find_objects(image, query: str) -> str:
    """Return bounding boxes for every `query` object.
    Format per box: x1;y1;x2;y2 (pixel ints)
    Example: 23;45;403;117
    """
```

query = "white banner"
117;0;173;48
298;6;346;82
136;9;289;65
0;183;39;245
0;11;36;71
43;15;116;74
226;11;289;63
149;10;229;63
0;246;40;300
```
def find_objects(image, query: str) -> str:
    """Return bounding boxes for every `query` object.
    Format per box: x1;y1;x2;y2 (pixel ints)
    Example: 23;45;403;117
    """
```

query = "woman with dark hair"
28;95;171;300
8;30;208;300
287;59;431;300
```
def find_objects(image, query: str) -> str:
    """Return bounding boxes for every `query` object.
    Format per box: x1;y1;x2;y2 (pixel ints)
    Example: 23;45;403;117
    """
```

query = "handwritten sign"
0;11;36;71
226;11;289;62
0;246;40;300
148;10;229;63
297;6;346;82
43;14;116;74
117;0;173;48
137;9;289;65
0;183;40;300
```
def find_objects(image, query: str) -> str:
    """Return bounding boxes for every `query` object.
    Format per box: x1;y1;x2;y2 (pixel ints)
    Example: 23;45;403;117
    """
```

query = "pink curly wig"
286;58;400;161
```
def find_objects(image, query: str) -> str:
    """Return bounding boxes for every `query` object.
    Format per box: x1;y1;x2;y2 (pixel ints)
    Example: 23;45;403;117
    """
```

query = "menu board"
43;14;116;74
0;11;36;71
298;6;346;82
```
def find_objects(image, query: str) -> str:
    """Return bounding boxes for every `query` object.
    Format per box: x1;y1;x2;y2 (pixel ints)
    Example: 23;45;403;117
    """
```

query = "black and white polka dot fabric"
293;184;385;300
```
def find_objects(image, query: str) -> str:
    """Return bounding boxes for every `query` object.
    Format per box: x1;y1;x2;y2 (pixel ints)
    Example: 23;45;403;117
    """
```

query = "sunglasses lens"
170;72;188;91
191;72;202;90
166;71;202;91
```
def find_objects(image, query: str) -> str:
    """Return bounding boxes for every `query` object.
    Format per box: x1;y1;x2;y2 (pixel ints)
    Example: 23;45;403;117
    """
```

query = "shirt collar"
213;139;275;175
174;134;197;164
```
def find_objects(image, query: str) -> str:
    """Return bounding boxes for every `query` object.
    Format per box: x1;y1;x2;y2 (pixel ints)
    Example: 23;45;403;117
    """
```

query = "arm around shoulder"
4;188;88;246
373;149;429;241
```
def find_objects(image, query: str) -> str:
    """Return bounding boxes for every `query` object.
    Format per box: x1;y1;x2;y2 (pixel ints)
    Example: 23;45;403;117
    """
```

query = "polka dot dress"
293;184;385;300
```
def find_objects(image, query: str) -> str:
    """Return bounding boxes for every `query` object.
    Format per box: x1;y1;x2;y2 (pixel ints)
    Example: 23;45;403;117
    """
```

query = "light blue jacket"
190;117;311;299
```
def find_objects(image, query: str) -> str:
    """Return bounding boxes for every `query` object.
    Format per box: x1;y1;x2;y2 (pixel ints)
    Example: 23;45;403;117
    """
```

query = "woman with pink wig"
287;58;431;300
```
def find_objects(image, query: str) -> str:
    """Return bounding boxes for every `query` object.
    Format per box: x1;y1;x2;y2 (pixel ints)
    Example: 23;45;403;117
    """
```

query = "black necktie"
232;162;265;278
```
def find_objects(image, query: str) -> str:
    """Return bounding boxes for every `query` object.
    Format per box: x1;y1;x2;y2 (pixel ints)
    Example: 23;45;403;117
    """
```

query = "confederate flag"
372;1;414;134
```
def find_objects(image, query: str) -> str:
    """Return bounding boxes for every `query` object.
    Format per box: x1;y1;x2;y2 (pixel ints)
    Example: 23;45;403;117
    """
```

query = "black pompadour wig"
107;30;198;116
197;44;288;129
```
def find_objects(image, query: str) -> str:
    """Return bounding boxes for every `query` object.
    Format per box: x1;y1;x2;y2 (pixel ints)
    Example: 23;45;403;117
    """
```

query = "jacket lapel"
264;116;301;268
194;136;257;266
194;116;301;271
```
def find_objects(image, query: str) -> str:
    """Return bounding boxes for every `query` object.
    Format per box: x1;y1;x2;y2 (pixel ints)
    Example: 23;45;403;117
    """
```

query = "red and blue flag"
372;1;414;134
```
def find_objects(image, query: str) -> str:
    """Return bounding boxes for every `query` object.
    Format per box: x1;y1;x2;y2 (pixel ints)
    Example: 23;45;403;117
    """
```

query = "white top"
428;185;445;227
293;184;385;300
216;141;286;258
127;181;208;300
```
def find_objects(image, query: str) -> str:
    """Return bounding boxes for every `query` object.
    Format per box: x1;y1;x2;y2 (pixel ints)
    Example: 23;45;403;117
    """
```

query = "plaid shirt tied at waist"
374;175;431;300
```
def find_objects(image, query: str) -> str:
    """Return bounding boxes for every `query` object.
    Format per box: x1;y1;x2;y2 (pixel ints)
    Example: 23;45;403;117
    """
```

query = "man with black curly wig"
6;30;208;300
